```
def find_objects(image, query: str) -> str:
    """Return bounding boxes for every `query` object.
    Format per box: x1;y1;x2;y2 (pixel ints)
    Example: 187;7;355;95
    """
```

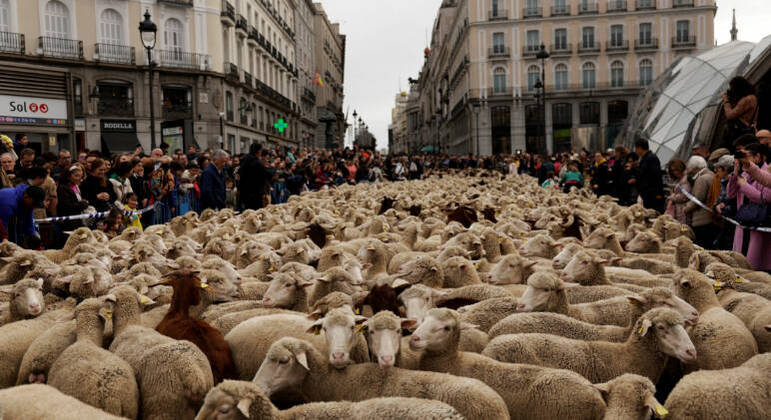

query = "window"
608;100;628;123
639;23;652;45
44;0;70;38
554;63;568;90
493;32;505;53
73;78;82;114
582;62;596;88
492;0;500;15
639;59;653;86
100;9;123;45
552;103;572;127
223;30;230;63
239;98;247;124
162;87;192;116
527;65;540;92
526;30;540;48
493;68;507;93
97;83;133;116
611;60;624;87
0;0;10;32
164;18;184;52
582;27;595;48
258;106;264;130
676;20;690;42
225;92;234;121
554;29;567;50
610;25;624;46
579;102;600;124
553;0;567;13
526;0;540;14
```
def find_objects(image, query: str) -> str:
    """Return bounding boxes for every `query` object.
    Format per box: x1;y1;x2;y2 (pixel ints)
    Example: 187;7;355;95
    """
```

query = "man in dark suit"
631;138;665;213
199;150;228;211
238;143;274;210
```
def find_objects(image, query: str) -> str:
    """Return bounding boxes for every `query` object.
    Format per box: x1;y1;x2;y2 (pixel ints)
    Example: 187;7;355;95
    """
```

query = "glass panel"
582;27;594;46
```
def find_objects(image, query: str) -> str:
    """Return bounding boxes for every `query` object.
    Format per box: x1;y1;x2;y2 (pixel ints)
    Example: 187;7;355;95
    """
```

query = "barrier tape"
675;184;771;233
34;202;158;223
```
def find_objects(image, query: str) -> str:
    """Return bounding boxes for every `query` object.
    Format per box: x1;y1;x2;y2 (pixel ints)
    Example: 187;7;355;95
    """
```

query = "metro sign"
0;95;67;125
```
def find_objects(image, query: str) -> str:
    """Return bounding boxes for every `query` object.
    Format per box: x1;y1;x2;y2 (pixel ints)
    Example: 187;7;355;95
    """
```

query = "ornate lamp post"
535;44;550;154
139;10;158;150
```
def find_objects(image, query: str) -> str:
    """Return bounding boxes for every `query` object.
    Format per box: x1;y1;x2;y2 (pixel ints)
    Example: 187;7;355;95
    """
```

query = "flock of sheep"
0;169;769;420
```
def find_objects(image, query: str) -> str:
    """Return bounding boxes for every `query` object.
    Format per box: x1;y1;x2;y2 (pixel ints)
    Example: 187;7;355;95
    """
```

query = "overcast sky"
319;0;770;151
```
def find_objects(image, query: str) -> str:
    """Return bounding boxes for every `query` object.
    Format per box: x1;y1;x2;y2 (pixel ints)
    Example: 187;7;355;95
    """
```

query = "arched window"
493;67;507;93
582;62;595;89
527;65;540;92
164;18;184;52
639;59;653;87
100;9;122;45
0;0;10;33
611;60;624;87
44;0;70;38
554;63;568;90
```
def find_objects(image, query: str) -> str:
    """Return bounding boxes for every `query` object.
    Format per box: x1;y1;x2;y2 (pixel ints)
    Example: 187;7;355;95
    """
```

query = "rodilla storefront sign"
0;95;68;126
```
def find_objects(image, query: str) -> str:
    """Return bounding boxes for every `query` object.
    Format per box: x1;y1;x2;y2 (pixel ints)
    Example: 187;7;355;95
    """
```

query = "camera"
734;150;746;159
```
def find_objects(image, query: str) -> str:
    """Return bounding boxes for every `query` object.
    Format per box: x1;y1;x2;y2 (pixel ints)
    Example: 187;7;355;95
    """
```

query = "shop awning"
101;133;138;155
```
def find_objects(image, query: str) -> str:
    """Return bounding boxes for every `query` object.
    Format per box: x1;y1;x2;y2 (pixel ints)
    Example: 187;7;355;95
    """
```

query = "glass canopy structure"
618;35;771;164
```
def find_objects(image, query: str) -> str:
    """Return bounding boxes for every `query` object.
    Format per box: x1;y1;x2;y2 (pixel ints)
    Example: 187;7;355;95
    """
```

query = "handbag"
735;190;771;227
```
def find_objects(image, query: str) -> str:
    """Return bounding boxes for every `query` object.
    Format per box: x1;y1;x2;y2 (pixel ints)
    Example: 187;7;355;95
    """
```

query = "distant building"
313;3;346;149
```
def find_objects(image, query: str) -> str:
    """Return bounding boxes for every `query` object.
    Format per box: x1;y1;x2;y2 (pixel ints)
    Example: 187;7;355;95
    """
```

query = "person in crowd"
51;149;71;180
186;145;199;162
665;158;691;225
81;158;116;213
727;143;771;271
97;208;124;240
722;76;758;148
0;152;14;188
109;162;134;207
123;193;142;231
77;152;87;166
691;142;710;160
757;129;771;148
630;138;665;212
683;156;717;248
710;155;737;250
13;134;28;156
541;171;559;190
707;148;730;168
200;150;228;211
559;162;584;193
56;165;90;233
225;178;237;209
590;152;610;197
197;155;210;171
0;184;43;246
18;148;35;171
537;156;555;185
238;144;274;210
130;159;150;210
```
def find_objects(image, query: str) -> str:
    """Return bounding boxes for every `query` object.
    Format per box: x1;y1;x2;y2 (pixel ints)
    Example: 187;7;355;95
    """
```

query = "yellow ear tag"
712;283;722;292
268;266;275;273
326;235;334;240
140;296;151;304
520;232;526;237
735;276;744;283
354;307;361;315
104;310;113;319
637;326;644;335
654;403;669;417
473;263;479;269
200;283;209;289
498;237;504;243
313;326;321;335
354;324;366;334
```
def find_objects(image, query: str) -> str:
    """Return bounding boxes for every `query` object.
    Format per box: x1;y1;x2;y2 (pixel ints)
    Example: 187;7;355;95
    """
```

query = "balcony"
488;9;508;20
158;0;193;5
156;49;211;70
254;78;292;110
302;87;316;103
672;35;696;49
38;36;83;60
488;87;514;97
551;5;571;16
220;0;235;25
607;0;627;12
224;61;239;80
578;2;599;14
488;46;510;59
236;15;248;36
97;98;134;117
522;45;541;57
673;0;694;8
636;0;656;10
606;40;629;52
243;71;253;89
542;81;642;93
550;43;573;56
523;7;542;18
635;38;659;50
0;32;24;54
94;43;135;65
248;27;259;45
578;41;601;54
162;102;193;119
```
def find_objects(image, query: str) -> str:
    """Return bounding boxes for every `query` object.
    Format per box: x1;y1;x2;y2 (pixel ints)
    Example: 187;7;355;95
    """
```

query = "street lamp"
139;10;158;150
535;44;550;155
472;102;481;157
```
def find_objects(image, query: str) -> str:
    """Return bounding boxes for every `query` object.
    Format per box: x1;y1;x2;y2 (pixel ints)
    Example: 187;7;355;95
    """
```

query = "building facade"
390;91;409;154
399;0;716;156
295;0;317;148
0;0;344;156
313;2;345;149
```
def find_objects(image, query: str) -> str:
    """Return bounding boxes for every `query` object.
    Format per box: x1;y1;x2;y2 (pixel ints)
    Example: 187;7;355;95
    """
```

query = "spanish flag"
314;71;325;87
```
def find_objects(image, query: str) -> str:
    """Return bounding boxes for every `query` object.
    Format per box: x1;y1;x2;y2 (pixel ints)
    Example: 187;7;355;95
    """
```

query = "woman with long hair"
665;158;691;224
56;164;90;232
722;76;758;148
80;157;116;212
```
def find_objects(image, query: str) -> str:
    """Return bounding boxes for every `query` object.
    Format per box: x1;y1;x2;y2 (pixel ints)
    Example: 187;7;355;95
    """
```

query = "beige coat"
684;168;715;227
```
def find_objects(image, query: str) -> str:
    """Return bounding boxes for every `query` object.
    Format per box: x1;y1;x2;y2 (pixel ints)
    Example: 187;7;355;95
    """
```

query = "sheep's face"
519;235;556;258
517;274;568;312
409;309;473;353
552;243;581;269
399;286;443;324
634;288;700;326
625;232;658;253
365;314;415;370
560;252;605;285
487;256;536;285
196;386;249;420
201;272;240;303
262;273;311;308
307;308;366;369
449;233;485;260
318;270;362;294
254;339;310;398
342;258;364;285
597;374;665;420
636;310;696;363
585;229;614;249
9;278;44;317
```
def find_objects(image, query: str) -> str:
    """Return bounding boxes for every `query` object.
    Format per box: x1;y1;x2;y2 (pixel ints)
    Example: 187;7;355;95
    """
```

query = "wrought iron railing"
488;9;508;20
39;36;83;59
523;7;542;18
550;43;573;56
672;35;696;48
95;43;135;65
551;5;571;15
0;32;24;54
98;98;134;116
488;47;510;58
156;49;211;70
578;41;601;53
607;0;627;12
578;2;599;14
606;40;629;51
634;38;659;49
221;0;235;21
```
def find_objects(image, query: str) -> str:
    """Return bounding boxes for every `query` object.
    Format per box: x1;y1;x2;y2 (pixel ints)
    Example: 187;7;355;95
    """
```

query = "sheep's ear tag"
354;324;367;334
498;237;504;243
712;282;723;292
199;282;209;289
627;297;642;306
680;226;688;233
237;398;252;418
140;296;152;304
354;307;361;315
312;326;321;335
519;232;526;237
735;276;744;283
653;403;668;418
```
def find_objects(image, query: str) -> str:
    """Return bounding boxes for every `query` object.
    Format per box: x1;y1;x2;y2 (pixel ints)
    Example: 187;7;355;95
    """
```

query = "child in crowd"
560;163;585;193
97;208;124;239
123;192;142;230
225;178;237;209
541;171;559;190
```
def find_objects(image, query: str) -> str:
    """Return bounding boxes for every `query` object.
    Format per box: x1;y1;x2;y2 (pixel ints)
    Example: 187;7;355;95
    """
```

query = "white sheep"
0;384;126;419
0;278;45;325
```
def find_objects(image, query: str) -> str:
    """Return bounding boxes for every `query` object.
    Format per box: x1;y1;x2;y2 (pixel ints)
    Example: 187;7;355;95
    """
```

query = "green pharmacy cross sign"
274;119;288;133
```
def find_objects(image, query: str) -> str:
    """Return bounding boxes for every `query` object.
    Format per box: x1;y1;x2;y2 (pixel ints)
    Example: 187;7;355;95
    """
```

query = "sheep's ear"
561;282;580;289
236;398;252;418
0;290;10;295
430;266;439;273
294;351;310;371
20;259;32;267
298;278;315;288
58;275;74;285
637;319;653;337
316;276;331;284
306;319;323;335
35;278;44;288
362;263;373;270
680;278;692;289
596;259;610;265
593;382;610;399
401;319;418;330
627;295;647;306
99;306;113;321
524;261;538;269
307;310;323;320
645;394;669;418
460;322;478;331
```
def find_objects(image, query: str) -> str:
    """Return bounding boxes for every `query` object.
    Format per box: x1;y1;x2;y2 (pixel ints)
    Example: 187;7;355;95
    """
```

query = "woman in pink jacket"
727;143;771;271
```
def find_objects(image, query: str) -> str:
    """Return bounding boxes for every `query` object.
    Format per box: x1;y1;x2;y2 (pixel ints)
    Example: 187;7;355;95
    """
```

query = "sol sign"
0;94;67;120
